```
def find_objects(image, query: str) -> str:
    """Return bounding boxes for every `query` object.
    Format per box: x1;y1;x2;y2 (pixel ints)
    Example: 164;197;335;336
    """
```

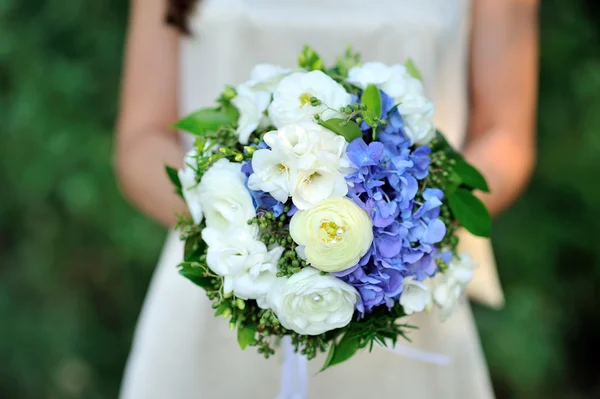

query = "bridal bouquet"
166;47;491;370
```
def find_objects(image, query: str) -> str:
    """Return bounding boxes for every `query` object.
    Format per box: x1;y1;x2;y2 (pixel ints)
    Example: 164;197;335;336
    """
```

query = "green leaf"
165;165;182;189
404;59;423;81
320;342;337;372
178;262;214;290
319;118;362;142
453;159;490;193
184;234;207;262
222;102;240;124
448;188;492;237
322;333;360;371
172;108;234;136
361;84;382;117
237;324;256;350
445;170;462;197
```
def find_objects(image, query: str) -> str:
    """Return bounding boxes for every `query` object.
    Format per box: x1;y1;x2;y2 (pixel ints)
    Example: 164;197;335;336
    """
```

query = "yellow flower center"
299;92;313;108
320;220;345;244
277;163;287;173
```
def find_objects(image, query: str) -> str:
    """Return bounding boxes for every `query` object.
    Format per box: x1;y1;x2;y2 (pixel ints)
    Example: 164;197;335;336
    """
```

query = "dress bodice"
180;0;471;150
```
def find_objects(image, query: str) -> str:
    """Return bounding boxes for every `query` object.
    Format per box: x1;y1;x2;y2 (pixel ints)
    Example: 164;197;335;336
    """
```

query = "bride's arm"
114;0;186;227
464;0;539;216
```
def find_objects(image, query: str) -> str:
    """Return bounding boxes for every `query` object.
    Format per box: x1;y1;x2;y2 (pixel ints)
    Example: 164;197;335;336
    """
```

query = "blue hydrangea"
336;127;446;314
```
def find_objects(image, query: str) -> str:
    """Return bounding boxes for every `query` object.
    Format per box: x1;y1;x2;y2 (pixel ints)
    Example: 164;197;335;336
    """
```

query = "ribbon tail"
276;336;309;399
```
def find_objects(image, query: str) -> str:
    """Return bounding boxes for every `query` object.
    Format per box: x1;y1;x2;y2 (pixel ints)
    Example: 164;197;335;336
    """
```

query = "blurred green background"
1;0;599;398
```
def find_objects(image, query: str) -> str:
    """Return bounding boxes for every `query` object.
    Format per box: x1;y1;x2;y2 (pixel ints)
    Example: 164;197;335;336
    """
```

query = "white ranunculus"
202;227;283;303
247;146;298;203
399;276;432;315
268;71;351;128
231;84;271;145
268;267;359;335
290;197;373;272
197;159;256;231
178;149;203;224
431;254;476;321
347;62;393;89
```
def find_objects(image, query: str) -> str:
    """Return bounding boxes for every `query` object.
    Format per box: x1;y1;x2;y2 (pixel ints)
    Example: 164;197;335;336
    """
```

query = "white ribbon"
276;336;309;399
275;337;450;399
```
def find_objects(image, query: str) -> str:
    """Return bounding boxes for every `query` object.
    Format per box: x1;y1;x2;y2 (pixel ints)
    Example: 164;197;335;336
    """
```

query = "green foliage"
237;324;257;350
318;118;363;141
404;59;423;81
447;188;492;237
452;159;490;193
172;107;236;136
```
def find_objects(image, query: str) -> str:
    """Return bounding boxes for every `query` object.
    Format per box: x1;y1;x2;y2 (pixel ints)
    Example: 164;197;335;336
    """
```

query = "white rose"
290;197;373;272
396;80;436;145
268;267;359;335
399;276;431;315
231;84;271;145
348;63;436;145
347;62;393;88
178;149;203;224
202;227;283;303
268;71;351;128
247;146;298;203
230;246;284;305
247;64;294;93
198;159;256;231
431;254;476;321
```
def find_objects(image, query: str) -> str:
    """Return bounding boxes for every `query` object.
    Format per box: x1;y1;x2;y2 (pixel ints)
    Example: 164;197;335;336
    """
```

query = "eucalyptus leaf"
404;59;423;81
448;188;492;237
361;84;382;117
172;108;234;136
453;159;490;193
237;324;256;350
319;118;362;142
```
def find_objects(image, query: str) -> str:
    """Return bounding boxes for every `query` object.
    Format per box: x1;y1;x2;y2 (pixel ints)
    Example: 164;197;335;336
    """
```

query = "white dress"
120;0;503;397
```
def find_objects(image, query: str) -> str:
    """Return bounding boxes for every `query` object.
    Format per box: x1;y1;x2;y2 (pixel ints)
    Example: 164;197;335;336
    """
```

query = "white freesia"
202;227;283;305
249;123;351;208
178;148;203;224
292;161;349;210
290;197;373;272
231;84;270;145
268;71;351;128
347;63;436;145
399;276;432;315
197;159;256;231
431;253;476;321
268;267;359;335
247;146;298;203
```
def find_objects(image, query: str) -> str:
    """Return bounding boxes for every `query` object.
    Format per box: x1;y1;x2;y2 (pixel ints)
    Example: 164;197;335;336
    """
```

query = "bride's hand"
114;0;187;227
464;0;539;217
